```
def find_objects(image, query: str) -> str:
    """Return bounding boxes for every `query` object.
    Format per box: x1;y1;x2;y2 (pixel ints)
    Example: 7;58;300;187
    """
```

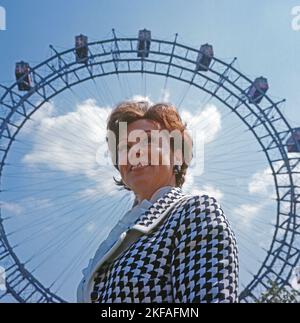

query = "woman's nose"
128;143;148;165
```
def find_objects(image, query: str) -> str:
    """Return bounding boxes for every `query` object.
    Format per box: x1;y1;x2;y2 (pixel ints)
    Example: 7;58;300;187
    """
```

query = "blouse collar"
133;185;174;208
100;186;175;252
118;185;174;228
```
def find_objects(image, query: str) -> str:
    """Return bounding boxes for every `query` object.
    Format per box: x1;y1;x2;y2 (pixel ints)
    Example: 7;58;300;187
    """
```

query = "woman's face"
117;119;177;201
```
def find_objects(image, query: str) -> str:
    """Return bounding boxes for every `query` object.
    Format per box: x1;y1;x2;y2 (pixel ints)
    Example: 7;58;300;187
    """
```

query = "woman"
77;101;239;303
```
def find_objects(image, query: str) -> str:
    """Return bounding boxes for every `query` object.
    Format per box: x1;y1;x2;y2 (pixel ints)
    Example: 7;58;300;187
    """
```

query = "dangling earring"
173;165;181;175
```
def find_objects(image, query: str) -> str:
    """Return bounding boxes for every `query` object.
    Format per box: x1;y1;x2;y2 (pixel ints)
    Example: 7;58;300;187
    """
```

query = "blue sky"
0;0;299;124
0;0;300;302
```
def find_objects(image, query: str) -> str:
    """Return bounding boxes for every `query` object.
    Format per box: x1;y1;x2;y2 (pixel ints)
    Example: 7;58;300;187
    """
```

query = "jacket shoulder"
175;193;222;214
172;193;228;229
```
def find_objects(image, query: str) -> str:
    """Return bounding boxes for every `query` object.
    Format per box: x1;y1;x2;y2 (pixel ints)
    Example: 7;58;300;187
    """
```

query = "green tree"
257;280;299;303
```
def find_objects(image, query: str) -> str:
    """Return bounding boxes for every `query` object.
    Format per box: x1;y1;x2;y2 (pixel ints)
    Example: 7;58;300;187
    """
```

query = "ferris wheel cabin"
286;128;300;153
15;61;32;91
247;76;269;104
137;29;151;58
196;44;214;72
75;34;89;63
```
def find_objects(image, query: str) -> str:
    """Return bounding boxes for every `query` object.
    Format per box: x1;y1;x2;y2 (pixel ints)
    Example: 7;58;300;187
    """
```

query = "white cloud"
230;166;276;226
0;201;23;216
231;200;270;226
178;103;223;197
190;185;224;202
21;101;56;135
231;160;299;227
181;104;222;144
217;165;276;228
85;222;96;233
160;88;170;102
0;198;53;217
183;170;224;202
248;167;275;197
22;98;117;196
131;94;153;104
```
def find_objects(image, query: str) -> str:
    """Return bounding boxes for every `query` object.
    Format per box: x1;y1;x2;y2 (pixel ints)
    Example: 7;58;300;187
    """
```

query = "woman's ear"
118;165;131;190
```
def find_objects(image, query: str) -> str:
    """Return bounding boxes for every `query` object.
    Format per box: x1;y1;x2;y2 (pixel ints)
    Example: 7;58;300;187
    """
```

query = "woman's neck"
135;185;174;204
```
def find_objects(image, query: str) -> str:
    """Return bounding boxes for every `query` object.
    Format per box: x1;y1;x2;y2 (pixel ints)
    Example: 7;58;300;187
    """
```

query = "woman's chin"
127;168;154;185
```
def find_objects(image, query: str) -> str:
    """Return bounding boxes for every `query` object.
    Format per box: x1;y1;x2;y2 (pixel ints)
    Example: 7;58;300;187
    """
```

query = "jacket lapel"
92;186;186;269
131;186;186;233
82;186;188;302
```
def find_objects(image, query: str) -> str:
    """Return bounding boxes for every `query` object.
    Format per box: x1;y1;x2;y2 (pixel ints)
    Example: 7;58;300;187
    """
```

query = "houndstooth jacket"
77;186;239;303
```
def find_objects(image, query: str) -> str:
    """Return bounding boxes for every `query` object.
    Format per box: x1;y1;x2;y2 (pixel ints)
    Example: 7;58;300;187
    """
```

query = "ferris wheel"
0;29;300;303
